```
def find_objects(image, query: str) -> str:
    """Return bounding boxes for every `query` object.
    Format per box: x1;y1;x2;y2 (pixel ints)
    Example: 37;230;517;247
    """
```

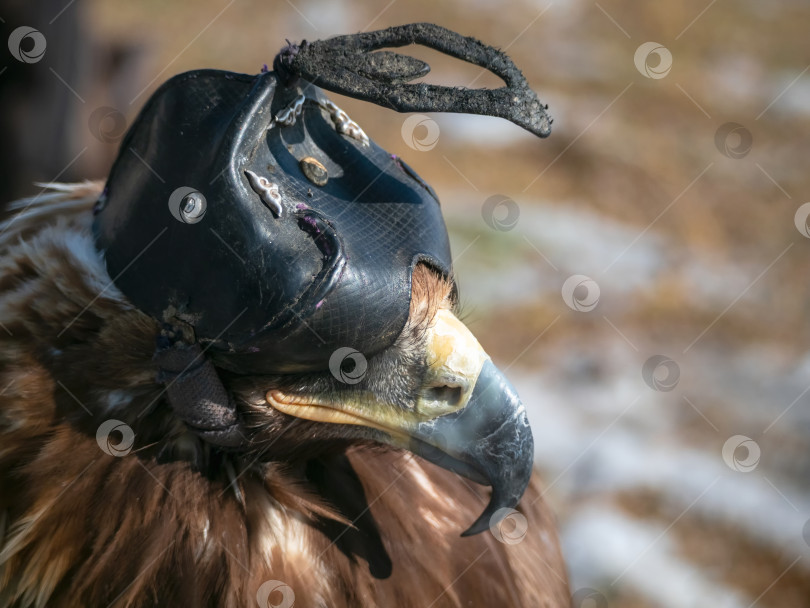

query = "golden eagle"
0;23;568;608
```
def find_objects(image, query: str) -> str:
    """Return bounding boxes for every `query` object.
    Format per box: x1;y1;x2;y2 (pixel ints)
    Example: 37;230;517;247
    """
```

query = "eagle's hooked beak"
265;309;534;536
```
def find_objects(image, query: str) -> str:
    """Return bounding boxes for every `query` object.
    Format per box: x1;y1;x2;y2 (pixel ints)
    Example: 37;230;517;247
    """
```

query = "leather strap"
153;337;247;449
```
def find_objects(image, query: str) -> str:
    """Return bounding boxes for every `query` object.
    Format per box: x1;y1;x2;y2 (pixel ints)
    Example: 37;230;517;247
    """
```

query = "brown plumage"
0;182;569;607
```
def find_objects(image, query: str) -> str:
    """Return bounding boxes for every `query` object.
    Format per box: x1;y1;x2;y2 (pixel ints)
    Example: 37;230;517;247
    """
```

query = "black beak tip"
459;452;534;538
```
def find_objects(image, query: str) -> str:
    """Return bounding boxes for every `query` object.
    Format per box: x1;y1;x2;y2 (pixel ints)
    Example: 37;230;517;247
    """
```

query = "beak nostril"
425;385;462;407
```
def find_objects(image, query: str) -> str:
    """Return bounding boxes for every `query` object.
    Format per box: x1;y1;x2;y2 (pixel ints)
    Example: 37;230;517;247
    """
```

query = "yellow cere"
427;309;489;379
417;309;489;416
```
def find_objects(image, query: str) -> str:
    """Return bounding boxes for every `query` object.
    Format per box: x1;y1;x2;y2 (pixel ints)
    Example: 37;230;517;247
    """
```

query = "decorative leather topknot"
275;23;552;137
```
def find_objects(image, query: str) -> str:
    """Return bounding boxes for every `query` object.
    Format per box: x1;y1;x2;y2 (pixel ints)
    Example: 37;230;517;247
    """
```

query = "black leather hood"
92;23;552;374
94;69;451;373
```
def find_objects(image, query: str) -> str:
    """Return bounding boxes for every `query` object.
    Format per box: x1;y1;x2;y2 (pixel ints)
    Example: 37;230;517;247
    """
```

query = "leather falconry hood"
93;23;553;376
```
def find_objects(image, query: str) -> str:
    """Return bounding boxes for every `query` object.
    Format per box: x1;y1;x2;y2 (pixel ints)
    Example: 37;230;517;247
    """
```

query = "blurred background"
2;0;810;605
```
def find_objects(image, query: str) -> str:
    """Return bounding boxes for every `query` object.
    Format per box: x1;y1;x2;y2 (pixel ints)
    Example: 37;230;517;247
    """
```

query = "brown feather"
0;183;569;607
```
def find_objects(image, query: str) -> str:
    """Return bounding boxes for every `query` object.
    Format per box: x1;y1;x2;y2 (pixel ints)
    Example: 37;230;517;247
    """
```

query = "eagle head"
87;58;538;537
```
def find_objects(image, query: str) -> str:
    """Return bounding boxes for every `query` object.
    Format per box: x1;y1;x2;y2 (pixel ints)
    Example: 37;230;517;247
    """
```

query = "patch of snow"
563;505;752;608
